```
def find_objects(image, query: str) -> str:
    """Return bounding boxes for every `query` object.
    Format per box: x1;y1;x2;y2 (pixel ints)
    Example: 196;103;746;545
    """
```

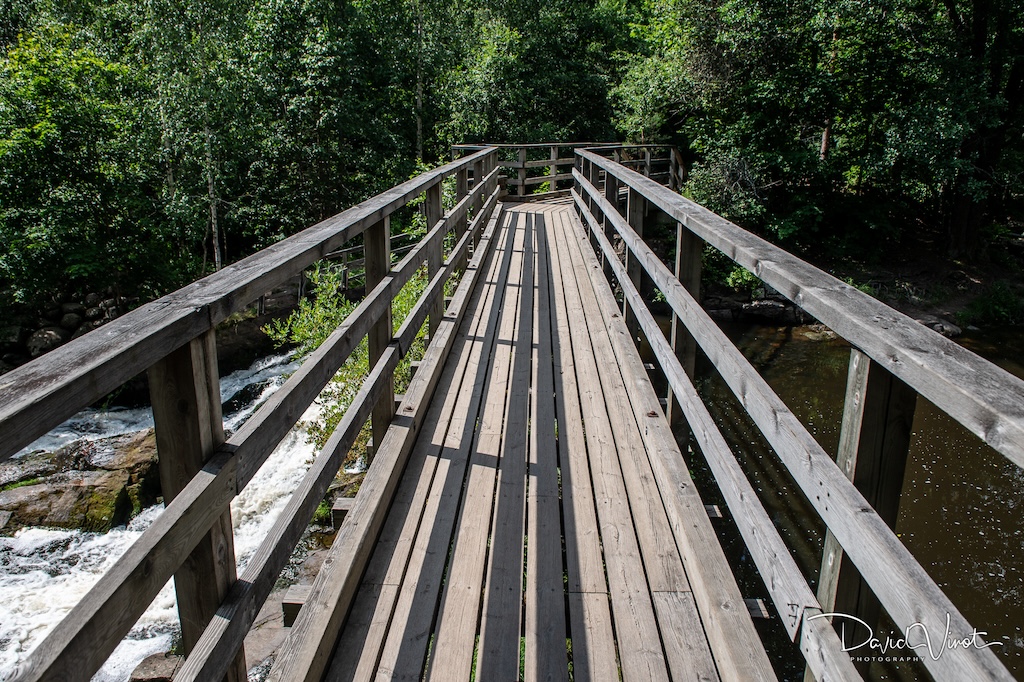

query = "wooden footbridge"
1;144;1022;682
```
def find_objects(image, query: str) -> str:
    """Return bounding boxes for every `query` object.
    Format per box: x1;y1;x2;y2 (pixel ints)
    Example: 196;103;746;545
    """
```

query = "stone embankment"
1;291;135;375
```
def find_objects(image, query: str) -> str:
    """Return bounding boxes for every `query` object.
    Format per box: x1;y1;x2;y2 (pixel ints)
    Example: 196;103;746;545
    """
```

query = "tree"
0;24;174;305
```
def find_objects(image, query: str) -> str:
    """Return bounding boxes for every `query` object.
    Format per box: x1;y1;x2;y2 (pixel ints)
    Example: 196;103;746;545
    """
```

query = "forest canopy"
1;0;1021;311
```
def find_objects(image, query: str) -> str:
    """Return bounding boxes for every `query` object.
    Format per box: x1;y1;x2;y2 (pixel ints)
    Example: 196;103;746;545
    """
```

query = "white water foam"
13;353;301;459
0;351;323;681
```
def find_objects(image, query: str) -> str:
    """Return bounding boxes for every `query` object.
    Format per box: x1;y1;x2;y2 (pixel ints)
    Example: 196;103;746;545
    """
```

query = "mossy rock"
0;469;132;533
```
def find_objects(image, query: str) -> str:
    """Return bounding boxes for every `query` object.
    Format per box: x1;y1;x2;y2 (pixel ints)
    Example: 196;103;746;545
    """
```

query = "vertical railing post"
574;153;583;222
623;186;647;339
603;157;619;213
809;348;917;679
148;330;246;682
472;158;484;217
643;146;652;177
455;166;469;271
667;223;701;426
426;181;444;336
549;144;559;191
365;217;393;462
515;147;525;197
599;159;617;280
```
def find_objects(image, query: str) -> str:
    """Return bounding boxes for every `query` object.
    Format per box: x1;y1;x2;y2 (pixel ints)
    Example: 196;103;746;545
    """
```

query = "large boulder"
26;327;70;357
61;302;86;316
0;469;131;532
0;430;161;532
0;324;28;351
130;653;182;682
93;430;161;515
60;312;83;331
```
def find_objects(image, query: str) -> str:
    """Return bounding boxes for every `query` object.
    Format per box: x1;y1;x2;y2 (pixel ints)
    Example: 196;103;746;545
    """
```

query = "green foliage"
959;282;1024;326
439;1;626;145
0;24;178;303
265;260;429;452
4;0;1022;320
312;498;332;525
614;0;1024;257
264;263;359;356
725;266;760;294
1;476;43;492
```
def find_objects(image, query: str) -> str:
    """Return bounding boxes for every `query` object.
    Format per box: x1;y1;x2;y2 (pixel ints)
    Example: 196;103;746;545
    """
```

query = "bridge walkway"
308;200;774;681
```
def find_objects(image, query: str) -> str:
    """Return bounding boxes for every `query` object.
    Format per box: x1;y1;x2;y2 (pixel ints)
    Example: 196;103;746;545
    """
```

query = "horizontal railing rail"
453;142;684;198
573;148;1021;682
4;148;503;682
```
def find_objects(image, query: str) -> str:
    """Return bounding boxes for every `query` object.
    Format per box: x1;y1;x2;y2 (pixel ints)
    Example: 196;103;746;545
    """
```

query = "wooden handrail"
573;154;1018;682
5;150;502;682
578;149;1024;470
0;147;496;464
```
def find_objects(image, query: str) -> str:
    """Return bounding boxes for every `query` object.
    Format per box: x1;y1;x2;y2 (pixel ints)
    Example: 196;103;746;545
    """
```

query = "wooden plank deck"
319;199;776;681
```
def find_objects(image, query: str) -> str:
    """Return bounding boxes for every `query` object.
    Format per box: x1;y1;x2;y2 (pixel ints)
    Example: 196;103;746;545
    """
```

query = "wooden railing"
573;148;1023;682
0;147;502;682
453;142;684;198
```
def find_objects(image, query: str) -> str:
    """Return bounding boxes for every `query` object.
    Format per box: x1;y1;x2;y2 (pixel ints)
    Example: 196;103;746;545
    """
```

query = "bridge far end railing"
572;147;1023;682
0;147;504;682
452;141;685;199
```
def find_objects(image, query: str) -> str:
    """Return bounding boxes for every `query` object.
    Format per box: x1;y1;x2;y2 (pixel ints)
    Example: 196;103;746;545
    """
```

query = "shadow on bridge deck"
291;200;775;682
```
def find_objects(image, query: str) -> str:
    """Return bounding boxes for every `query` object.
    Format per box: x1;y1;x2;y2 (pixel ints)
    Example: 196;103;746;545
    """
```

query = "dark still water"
683;323;1024;680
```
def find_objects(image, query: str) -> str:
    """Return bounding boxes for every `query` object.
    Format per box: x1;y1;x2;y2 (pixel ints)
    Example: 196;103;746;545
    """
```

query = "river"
0;352;317;681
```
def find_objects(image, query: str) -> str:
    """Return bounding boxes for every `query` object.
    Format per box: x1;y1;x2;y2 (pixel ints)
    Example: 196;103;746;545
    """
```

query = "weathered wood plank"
562;214;691;595
572;188;855;681
370;211;519;682
558;208;740;677
667;221;701;427
813;349;917;679
524;157;575;169
524;208;570;682
567;594;620;682
651;592;719;682
147;330;246;682
623;186;646;339
327;252;493;680
524;172;574;186
176;342;401;682
545;207;619;682
550;209;670;682
477;210;535;680
366;218;395;462
178;249;461;680
426;211;529;682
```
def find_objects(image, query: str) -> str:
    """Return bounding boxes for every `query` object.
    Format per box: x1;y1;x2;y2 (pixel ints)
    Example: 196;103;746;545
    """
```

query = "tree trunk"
204;122;222;271
819;119;832;160
415;0;424;161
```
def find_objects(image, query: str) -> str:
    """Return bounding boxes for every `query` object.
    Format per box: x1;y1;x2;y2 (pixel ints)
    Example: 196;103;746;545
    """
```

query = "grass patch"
957;281;1024;326
1;477;43;492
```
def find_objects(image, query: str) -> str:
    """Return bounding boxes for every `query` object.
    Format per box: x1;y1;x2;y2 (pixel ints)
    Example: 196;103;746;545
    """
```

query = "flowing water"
0;352;318;681
689;323;1024;680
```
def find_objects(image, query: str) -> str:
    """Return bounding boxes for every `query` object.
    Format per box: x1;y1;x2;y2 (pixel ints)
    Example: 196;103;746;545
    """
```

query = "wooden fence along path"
0;143;1021;682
